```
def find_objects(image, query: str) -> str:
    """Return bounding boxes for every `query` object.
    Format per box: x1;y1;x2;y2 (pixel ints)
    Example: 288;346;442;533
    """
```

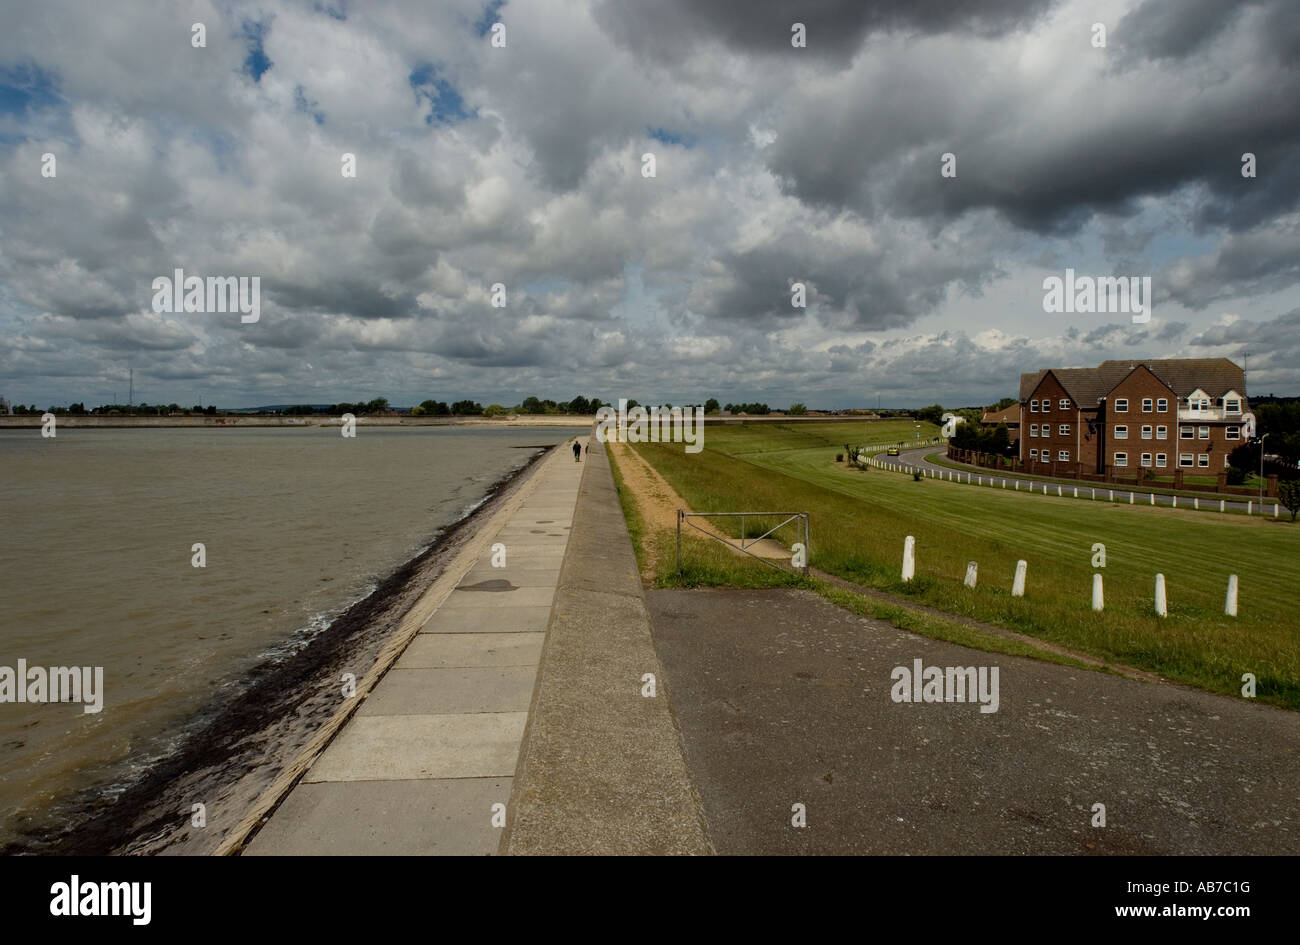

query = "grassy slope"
630;421;1300;709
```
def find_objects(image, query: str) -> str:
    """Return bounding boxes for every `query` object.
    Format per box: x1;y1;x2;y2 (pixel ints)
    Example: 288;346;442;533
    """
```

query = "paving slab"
304;713;527;782
440;585;557;609
245;778;510;856
420;606;553;633
397;632;545;668
358;667;537;715
461;567;562;587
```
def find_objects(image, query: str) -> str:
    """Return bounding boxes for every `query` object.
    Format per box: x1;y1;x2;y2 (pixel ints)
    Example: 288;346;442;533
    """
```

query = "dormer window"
1188;389;1210;411
1222;392;1242;414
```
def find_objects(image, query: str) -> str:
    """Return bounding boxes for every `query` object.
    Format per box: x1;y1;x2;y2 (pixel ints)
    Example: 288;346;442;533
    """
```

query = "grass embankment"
622;420;1300;709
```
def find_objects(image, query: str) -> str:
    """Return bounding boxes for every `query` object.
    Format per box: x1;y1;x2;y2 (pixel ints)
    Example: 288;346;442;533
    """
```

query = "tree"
704;398;720;414
916;404;944;425
566;395;592;415
450;400;483;415
789;403;807;416
420;399;449;416
520;396;543;414
484;404;504;417
366;397;389;414
410;405;426;416
1279;477;1300;523
993;396;1018;411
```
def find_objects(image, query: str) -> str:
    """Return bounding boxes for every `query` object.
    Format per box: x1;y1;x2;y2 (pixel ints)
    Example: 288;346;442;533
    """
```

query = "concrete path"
885;447;1280;516
503;436;712;855
245;440;587;855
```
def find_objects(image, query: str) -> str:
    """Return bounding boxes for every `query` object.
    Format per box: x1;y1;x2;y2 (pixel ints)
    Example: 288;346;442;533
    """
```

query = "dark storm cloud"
765;0;1300;237
593;0;1060;64
1117;0;1261;59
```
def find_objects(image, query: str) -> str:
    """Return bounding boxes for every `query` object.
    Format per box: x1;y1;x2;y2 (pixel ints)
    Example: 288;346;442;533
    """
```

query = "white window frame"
1141;453;1152;467
1180;426;1193;439
1156;453;1167;468
1030;423;1038;437
1199;426;1210;439
1029;448;1038;459
1059;399;1069;411
1227;426;1239;440
1157;425;1167;440
1198;453;1209;467
1114;452;1127;467
1225;398;1241;413
1114;425;1128;439
1058;450;1069;462
1141;425;1153;439
1114;398;1128;413
1179;453;1194;467
1059;424;1069;436
1157;398;1168;412
1142;398;1153;412
1029;399;1038;413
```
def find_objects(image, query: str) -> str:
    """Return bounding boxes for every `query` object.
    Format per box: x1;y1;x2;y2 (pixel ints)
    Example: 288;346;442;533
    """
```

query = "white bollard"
1219;499;1225;513
1172;496;1177;508
902;535;915;582
1151;492;1155;505
1154;573;1168;617
1194;498;1199;510
1092;573;1104;612
964;561;978;589
1057;485;1062;496
1275;504;1280;519
1091;488;1096;500
1247;500;1253;515
1015;481;1018;491
1225;574;1238;617
1129;492;1134;504
1074;487;1078;498
1044;485;1048;495
1012;560;1027;598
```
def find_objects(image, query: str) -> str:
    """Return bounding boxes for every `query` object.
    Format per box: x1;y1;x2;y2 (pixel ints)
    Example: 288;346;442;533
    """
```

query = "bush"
1226;466;1247;486
836;453;843;463
913;470;922;481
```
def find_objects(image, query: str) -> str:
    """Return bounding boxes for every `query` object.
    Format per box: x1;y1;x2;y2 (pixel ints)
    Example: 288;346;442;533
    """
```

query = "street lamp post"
1259;433;1269;504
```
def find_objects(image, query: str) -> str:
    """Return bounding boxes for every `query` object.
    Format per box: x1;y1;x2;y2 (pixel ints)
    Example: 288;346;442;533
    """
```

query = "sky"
1;0;1298;410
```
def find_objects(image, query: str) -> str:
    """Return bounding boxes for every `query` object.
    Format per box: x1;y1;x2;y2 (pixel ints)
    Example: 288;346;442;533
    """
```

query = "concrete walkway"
245;440;586;855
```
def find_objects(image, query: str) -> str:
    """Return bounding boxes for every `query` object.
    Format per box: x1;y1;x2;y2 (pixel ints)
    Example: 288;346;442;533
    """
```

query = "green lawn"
628;421;1300;709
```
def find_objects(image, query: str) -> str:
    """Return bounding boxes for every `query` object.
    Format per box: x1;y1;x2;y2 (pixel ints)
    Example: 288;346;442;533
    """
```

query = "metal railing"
676;510;810;577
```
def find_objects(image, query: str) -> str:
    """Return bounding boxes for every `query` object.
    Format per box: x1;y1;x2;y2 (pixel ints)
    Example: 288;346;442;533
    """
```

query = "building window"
1059;399;1069;411
1141;453;1152;467
1225;398;1241;413
1179;453;1194;467
1059;424;1069;436
1156;453;1167;468
1157;398;1168;412
1141;425;1153;439
1114;425;1128;439
1198;454;1209;467
1227;426;1239;440
1058;450;1069;462
1029;449;1038;459
1180;426;1193;439
1114;452;1127;467
1157;425;1167;440
1030;423;1038;437
1142;398;1153;412
1029;399;1037;413
1199;426;1209;439
1114;398;1128;412
1193;397;1210;410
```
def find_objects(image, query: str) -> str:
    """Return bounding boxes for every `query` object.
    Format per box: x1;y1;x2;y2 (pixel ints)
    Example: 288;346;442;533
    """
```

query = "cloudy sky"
2;0;1298;410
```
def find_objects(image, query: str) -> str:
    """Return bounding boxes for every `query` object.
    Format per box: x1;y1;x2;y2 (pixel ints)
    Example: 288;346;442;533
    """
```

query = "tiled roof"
1021;359;1245;405
981;404;1020;424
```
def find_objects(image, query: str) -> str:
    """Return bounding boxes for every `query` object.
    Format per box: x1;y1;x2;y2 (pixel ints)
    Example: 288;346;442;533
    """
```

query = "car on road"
886;447;900;456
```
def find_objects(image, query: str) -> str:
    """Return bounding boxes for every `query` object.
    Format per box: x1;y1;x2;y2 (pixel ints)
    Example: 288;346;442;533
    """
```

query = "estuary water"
0;424;579;846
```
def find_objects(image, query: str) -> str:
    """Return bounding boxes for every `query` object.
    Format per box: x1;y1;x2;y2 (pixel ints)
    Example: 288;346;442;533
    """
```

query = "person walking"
573;439;582;462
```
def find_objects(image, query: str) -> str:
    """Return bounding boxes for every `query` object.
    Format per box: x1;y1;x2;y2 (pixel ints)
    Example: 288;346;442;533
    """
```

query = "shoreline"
0;444;561;855
0;416;595;429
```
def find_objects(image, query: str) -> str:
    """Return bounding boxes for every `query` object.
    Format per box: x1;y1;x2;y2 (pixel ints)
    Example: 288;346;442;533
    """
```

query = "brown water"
0;425;578;845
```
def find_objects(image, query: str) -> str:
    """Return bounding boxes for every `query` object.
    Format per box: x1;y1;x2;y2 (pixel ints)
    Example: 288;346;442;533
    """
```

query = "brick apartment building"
1019;358;1249;480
